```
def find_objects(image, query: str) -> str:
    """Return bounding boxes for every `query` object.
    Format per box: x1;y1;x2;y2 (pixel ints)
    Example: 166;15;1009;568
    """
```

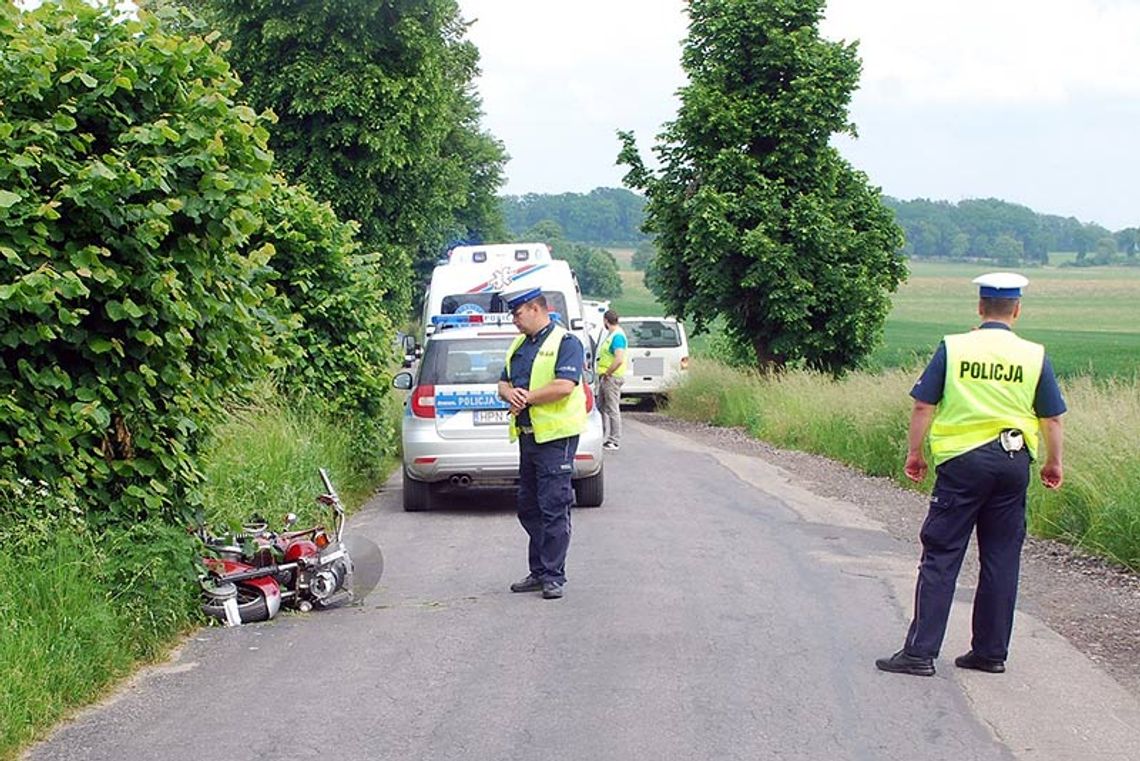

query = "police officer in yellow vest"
497;287;587;600
877;272;1066;677
597;309;628;450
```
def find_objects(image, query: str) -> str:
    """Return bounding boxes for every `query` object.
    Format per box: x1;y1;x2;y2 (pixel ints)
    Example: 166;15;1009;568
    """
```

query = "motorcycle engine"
310;556;349;601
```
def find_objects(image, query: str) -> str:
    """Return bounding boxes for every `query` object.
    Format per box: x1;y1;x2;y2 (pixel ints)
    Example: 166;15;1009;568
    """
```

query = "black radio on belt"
999;429;1024;453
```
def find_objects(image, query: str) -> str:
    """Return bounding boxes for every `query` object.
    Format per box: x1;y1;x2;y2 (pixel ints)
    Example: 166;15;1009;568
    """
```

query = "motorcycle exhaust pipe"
449;474;472;487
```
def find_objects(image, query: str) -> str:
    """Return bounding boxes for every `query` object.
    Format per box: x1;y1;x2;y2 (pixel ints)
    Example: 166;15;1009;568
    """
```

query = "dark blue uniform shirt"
500;322;585;427
910;322;1067;417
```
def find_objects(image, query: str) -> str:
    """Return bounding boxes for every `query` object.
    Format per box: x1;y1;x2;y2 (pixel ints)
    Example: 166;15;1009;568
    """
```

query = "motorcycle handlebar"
319;468;337;500
318;467;345;542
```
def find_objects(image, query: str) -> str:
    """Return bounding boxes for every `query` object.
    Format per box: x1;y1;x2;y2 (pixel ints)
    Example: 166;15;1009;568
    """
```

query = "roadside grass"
666;360;1140;570
0;385;400;760
0;530;153;758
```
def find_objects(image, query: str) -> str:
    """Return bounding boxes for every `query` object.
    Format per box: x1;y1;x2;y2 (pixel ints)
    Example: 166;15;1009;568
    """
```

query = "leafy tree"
0;0;277;524
523;222;623;299
949;232;970;259
619;0;905;373
631;240;656;271
1093;236;1118;265
1114;228;1138;258
992;234;1024;265
567;246;622;299
198;0;506;315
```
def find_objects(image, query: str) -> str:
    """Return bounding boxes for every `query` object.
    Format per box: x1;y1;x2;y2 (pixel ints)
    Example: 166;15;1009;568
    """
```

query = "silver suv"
393;318;605;512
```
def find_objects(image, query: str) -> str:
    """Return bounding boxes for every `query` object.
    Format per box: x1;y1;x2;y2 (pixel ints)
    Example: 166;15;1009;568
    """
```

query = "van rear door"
621;318;689;395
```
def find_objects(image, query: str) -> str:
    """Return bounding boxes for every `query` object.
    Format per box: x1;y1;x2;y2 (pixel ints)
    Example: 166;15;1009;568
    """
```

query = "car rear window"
419;337;513;385
439;291;569;324
625;320;682;349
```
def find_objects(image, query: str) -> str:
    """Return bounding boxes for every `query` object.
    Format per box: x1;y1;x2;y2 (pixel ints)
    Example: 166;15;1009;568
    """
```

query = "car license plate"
473;409;509;425
632;357;664;376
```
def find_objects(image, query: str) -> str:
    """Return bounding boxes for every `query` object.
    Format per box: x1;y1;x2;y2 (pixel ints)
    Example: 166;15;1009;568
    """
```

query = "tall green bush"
0;0;277;524
255;183;399;468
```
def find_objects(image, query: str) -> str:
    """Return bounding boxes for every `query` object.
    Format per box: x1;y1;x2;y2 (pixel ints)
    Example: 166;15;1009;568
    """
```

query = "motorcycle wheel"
201;583;271;624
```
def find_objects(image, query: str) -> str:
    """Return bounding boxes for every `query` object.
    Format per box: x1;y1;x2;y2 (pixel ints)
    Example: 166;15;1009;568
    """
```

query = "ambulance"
421;242;594;366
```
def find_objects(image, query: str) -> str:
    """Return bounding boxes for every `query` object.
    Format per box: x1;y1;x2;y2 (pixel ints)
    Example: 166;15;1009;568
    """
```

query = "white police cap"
503;287;543;311
972;272;1028;299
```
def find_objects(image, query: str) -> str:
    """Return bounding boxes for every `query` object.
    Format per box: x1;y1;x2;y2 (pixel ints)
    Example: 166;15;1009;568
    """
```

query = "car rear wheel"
403;470;432;512
573;467;604;508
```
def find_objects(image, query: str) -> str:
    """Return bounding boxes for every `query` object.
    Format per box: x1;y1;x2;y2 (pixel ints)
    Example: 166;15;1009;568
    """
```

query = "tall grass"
667;360;1140;570
199;382;400;529
0;507;198;758
0;385;401;759
0;529;141;757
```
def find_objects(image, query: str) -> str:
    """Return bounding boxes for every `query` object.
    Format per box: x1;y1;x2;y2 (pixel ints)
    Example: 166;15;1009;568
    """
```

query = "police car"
392;314;605;512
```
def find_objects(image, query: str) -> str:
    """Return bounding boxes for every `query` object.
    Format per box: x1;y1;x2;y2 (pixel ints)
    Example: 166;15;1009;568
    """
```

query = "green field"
868;260;1140;378
604;249;1140;379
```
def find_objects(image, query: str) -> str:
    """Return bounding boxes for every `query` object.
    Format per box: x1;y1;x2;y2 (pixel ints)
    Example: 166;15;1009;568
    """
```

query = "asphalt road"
27;419;1140;761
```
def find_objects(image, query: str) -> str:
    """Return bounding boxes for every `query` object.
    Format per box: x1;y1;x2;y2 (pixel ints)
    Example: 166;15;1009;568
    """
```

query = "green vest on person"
505;325;587;444
597;327;627;378
929;328;1044;466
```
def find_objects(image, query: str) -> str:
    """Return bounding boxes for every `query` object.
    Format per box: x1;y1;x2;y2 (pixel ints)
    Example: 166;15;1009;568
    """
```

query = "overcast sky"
458;0;1140;231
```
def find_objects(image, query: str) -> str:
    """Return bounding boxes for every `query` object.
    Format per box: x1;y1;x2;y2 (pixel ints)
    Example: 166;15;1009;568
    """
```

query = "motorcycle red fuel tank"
283;538;319;563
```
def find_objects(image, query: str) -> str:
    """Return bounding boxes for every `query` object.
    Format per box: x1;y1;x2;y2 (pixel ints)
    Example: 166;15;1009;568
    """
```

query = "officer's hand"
507;387;529;414
1040;462;1063;490
904;452;927;483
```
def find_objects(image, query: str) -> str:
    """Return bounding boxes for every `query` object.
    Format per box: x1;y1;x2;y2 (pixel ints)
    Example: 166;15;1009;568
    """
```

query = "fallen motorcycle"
198;468;373;625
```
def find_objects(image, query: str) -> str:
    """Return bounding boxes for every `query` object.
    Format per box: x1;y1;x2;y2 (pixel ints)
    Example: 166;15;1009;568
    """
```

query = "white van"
619;317;690;402
421;242;593;365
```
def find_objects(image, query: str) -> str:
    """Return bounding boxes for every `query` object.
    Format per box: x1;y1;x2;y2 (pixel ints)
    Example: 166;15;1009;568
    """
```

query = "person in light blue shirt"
596;309;628;450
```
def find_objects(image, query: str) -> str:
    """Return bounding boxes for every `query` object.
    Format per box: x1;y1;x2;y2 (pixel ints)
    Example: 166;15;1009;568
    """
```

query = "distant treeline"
501;188;648;244
501;189;1139;266
884;197;1138;265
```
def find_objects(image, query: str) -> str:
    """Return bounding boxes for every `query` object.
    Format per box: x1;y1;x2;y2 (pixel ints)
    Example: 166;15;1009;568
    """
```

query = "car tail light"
680;356;690;370
411;385;436;418
583;381;595;413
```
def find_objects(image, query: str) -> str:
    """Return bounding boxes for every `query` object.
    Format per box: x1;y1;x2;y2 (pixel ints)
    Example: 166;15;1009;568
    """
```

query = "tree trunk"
752;337;785;376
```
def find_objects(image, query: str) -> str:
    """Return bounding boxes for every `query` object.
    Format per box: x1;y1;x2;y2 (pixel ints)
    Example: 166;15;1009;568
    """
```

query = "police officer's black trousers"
517;433;579;584
904;441;1030;661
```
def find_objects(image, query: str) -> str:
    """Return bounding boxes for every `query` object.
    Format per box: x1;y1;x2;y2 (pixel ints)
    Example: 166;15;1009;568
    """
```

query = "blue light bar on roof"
430;313;515;328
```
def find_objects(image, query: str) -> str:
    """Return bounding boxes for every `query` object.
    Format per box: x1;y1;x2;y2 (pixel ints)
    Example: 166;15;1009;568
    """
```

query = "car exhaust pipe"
449;474;472;487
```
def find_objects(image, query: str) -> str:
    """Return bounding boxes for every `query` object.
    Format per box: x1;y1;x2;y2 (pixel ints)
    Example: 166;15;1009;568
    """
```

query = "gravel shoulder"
632;412;1140;696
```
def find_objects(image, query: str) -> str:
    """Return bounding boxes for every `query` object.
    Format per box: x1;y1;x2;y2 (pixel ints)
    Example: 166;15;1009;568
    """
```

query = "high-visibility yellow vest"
929;328;1044;466
597;327;627;378
505;325;587;444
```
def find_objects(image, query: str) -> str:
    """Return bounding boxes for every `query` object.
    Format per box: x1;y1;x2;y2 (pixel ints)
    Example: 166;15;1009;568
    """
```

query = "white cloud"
822;0;1140;104
460;1;687;195
458;1;1139;227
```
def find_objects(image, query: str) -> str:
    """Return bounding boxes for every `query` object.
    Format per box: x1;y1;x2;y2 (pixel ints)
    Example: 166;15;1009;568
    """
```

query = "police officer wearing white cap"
877;272;1066;677
497;287;587;600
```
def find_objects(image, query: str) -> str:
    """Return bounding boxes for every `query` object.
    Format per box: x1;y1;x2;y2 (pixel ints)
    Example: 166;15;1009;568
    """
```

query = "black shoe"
954;651;1005;673
542;581;564;599
875;649;935;677
510;575;543;593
